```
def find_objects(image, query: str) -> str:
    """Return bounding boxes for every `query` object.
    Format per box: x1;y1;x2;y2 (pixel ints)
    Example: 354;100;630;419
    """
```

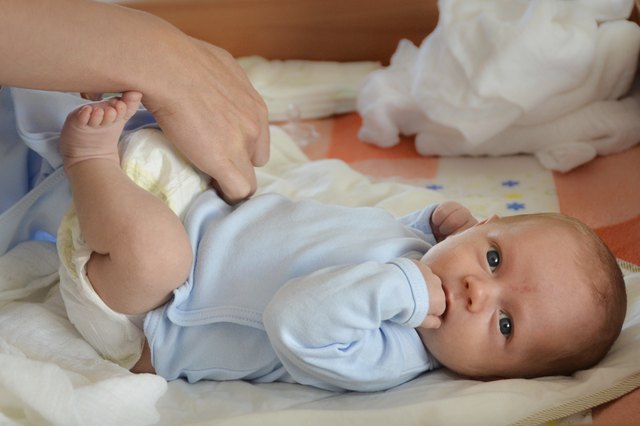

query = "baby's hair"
500;213;627;377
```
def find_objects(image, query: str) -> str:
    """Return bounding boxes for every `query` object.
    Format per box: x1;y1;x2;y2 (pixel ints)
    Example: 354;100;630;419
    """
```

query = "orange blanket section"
302;113;640;266
553;145;640;266
304;113;439;179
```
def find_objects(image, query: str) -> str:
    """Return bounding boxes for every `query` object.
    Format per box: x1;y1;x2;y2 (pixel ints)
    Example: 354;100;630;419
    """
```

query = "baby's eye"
499;312;513;337
486;249;500;271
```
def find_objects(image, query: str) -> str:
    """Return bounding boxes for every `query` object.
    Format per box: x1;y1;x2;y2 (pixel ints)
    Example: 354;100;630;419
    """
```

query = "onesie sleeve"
397;203;438;246
262;258;437;392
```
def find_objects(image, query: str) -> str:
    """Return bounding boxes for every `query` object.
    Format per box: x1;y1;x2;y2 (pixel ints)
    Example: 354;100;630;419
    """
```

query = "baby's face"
417;217;594;378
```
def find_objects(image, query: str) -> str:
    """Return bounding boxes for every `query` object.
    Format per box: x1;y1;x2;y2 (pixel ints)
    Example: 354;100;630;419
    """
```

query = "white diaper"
57;208;145;369
56;127;209;369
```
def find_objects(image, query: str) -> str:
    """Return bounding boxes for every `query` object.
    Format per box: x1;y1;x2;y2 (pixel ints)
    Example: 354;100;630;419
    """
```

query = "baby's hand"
430;201;478;242
411;260;445;329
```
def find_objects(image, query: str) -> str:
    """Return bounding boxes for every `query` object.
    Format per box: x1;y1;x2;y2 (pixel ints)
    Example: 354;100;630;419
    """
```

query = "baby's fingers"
432;201;476;240
440;210;476;236
422;315;442;329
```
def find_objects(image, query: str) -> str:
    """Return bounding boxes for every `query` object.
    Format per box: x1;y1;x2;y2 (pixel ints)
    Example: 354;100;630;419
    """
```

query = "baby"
57;92;626;392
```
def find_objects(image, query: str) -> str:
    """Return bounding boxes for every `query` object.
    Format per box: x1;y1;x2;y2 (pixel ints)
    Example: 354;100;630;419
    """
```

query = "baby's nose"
464;276;497;313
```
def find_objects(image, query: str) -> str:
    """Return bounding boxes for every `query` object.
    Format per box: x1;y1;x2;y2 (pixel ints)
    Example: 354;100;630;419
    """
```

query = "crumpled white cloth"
357;0;640;172
0;241;167;426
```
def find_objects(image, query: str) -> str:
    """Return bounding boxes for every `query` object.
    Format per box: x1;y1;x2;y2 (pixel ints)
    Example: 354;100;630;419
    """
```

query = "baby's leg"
61;93;193;315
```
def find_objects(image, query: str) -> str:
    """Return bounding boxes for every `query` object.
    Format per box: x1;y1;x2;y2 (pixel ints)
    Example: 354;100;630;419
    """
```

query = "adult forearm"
0;0;182;94
2;0;271;204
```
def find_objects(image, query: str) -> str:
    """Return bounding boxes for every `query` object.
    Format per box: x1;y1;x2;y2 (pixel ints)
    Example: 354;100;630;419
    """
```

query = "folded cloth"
238;56;381;121
357;0;640;171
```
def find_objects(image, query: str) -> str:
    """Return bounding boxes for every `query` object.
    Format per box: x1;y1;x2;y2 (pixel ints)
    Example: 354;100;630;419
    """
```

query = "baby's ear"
476;214;499;226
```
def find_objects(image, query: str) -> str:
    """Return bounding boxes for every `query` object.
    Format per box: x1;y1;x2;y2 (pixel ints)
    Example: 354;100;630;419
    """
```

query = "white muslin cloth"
357;0;640;172
0;241;166;426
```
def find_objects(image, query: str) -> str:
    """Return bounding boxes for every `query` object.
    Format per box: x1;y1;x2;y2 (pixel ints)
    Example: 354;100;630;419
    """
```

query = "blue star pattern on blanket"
501;180;519;187
506;202;526;211
426;184;444;191
414;157;558;218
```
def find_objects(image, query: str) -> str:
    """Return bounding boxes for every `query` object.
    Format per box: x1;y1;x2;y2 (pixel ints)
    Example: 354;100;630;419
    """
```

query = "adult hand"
143;37;270;204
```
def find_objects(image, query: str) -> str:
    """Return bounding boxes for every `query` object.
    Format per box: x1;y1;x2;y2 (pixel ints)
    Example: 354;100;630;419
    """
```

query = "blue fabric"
145;191;439;391
0;87;29;215
0;88;156;255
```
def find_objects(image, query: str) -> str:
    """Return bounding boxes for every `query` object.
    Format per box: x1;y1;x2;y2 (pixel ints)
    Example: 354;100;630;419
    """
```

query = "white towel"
357;0;640;171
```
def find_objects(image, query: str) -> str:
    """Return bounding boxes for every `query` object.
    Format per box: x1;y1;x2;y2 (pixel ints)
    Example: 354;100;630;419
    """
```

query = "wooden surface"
121;0;438;64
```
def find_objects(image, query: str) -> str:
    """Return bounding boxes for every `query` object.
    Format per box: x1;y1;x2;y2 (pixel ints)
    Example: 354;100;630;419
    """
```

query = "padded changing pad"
1;126;639;426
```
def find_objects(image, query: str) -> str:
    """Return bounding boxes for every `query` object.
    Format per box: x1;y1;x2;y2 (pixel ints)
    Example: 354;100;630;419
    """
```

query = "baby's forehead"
518;283;597;354
501;216;589;253
502;214;577;233
494;216;580;251
500;219;597;322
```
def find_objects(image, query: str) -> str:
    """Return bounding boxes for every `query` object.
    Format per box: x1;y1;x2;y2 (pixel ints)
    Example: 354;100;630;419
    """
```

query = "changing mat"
1;126;639;426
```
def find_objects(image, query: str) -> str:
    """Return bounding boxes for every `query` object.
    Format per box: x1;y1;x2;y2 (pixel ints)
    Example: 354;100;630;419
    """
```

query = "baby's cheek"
423;238;452;262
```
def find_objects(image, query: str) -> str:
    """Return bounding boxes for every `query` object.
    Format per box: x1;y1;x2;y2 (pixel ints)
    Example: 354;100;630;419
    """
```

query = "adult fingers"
210;155;258;204
250;108;271;167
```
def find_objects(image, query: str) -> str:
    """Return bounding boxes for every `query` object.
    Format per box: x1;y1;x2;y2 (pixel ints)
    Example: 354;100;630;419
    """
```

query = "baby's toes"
113;99;128;121
88;107;105;127
102;106;118;125
74;105;93;127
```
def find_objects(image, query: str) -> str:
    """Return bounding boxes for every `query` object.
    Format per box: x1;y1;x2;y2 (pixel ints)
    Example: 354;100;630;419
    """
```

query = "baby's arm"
263;259;439;392
430;201;478;242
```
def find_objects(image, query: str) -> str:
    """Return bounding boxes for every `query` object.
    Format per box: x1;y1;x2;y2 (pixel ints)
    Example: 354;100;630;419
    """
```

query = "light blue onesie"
144;190;441;392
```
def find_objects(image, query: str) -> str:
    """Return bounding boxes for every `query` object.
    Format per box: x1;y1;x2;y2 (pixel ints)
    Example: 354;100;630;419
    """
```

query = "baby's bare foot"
60;91;142;171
